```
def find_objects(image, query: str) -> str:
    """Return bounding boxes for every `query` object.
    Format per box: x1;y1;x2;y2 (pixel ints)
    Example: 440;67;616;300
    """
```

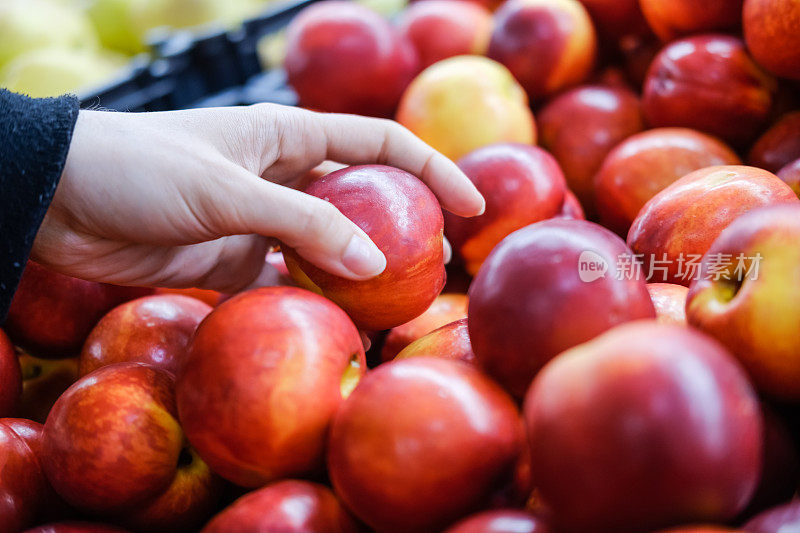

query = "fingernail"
342;235;386;278
476;195;486;216
443;238;452;264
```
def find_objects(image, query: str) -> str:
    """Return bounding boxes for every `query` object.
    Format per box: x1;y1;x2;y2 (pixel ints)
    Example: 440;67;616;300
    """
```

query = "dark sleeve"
0;90;80;322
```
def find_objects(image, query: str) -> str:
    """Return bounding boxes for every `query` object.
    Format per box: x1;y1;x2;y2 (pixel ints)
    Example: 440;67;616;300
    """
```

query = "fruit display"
525;321;761;532
396;55;536;160
6;0;800;531
538;84;644;216
328;357;523;532
641;35;776;147
468;219;655;399
488;0;596;100
686;204;800;400
285;1;418;117
594;128;741;235
381;293;468;361
282;165;446;331
0;0;277;97
628;166;798;285
443;143;567;275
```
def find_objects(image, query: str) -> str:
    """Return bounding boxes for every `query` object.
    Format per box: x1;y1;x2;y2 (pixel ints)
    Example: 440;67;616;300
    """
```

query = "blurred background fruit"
396;56;535;161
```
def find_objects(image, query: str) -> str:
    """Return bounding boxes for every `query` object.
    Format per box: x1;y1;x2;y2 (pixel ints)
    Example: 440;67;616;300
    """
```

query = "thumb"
207;167;386;280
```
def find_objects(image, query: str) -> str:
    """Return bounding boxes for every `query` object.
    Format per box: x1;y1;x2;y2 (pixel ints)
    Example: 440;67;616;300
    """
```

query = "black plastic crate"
79;0;321;112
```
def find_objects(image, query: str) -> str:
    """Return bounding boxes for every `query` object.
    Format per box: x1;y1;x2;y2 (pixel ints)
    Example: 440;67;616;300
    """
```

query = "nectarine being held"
283;165;445;331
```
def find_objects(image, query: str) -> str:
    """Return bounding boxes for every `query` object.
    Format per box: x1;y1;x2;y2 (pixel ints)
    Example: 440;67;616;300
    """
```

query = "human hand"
33;104;484;293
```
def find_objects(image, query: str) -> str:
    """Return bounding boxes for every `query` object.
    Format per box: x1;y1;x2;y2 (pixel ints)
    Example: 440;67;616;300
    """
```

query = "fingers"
213;166;387;281
313;112;485;217
252;104;484;217
443;236;452;265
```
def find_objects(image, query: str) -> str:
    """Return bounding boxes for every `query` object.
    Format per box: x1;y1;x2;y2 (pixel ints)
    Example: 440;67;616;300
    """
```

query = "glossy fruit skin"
748;112;800;173
488;0;596;100
283;165;445;331
538;84;644;216
646;283;688;325
594;128;740;236
201;480;360;533
444;509;551;533
628;166;799;286
395;317;475;364
468;219;655;399
444;144;566;276
328;357;523;533
5;262;152;358
777;158;800;197
686;204;800;400
79;294;211;377
285;1;418;117
745;501;800;532
177;287;365;488
639;0;743;41
0;329;21;417
397;0;492;69
396;56;536;162
0;418;49;532
524;321;762;533
42;362;218;530
381;293;468;362
743;0;800;80
642;35;776;147
42;363;180;513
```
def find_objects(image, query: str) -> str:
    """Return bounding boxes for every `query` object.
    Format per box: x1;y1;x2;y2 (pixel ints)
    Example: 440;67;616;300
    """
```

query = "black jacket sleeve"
0;89;80;322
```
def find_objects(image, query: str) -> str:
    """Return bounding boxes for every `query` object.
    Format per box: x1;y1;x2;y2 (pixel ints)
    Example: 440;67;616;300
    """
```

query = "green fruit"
0;0;99;69
1;47;127;98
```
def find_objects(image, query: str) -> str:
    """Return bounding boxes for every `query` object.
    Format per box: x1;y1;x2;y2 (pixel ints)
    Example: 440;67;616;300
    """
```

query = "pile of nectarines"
4;0;800;531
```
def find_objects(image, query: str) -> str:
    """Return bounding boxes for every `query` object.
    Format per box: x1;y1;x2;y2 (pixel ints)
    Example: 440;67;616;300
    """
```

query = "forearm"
0;90;80;321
